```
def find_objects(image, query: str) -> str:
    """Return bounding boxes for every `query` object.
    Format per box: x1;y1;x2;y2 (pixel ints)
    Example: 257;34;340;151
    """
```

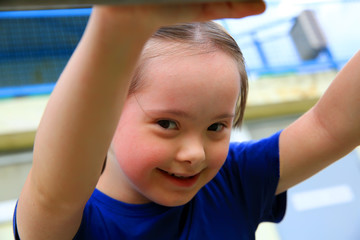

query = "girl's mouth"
157;168;200;188
161;170;195;179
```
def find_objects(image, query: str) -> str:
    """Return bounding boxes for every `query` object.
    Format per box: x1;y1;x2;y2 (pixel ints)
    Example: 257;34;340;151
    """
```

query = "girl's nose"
175;137;206;165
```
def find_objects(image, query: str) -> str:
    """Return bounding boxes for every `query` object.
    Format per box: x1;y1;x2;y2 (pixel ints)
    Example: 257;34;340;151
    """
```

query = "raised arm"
16;3;265;239
16;7;156;240
277;50;360;194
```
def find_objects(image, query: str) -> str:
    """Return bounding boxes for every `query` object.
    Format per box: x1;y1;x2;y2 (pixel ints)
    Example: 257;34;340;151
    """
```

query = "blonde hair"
129;21;248;128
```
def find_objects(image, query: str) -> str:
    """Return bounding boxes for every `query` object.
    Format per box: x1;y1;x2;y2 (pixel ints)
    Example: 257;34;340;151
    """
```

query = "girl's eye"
157;120;178;130
207;123;225;132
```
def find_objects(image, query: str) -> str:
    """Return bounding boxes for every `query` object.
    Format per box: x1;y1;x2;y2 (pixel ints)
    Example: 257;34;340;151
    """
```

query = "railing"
0;5;356;98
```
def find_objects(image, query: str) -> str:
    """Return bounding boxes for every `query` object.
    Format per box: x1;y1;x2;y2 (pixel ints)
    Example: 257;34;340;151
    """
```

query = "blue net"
0;9;90;97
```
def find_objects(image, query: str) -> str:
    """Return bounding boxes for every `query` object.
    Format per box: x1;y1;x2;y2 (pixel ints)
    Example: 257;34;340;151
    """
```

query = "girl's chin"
150;192;196;207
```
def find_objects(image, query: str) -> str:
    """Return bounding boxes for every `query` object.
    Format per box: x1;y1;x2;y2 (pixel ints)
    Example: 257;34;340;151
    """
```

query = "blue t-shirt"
14;131;286;240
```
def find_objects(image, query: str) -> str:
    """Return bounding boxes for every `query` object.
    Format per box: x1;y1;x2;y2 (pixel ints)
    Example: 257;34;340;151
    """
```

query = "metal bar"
251;32;268;69
0;0;258;11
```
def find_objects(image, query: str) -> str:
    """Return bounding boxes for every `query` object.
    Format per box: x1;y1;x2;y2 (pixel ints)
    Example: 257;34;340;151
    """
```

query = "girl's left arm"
276;50;360;194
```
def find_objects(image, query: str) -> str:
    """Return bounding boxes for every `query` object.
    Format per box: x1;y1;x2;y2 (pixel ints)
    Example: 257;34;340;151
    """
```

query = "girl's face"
111;49;240;206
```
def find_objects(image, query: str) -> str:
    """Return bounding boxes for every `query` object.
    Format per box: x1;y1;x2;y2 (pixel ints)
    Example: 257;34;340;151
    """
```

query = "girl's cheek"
208;144;229;169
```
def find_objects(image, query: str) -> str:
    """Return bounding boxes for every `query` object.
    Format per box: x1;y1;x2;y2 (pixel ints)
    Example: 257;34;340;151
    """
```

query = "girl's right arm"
16;7;158;239
15;3;265;239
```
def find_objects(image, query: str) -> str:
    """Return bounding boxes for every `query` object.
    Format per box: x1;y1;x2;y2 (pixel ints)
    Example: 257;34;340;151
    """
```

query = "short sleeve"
225;131;286;227
13;201;21;240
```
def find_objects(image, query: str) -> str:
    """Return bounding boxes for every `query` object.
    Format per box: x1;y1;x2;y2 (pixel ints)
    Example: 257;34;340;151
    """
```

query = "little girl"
14;3;360;240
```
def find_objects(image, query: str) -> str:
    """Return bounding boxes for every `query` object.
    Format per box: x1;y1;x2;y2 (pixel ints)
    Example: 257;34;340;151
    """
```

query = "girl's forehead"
146;49;239;81
137;49;240;104
139;40;240;87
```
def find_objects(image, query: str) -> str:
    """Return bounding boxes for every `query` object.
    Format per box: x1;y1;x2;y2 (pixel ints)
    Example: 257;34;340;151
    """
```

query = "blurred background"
1;0;360;239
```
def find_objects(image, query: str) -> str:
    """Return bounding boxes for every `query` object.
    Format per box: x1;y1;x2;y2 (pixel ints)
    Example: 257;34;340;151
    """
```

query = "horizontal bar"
0;8;92;18
0;84;55;99
0;0;258;11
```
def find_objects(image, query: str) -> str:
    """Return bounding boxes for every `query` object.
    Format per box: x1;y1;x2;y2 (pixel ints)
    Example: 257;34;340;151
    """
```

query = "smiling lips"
158;168;201;188
159;168;197;179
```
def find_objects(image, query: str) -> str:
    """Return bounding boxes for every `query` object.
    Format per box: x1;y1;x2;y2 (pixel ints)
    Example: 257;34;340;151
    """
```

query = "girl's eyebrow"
144;109;234;120
145;109;192;119
213;113;235;120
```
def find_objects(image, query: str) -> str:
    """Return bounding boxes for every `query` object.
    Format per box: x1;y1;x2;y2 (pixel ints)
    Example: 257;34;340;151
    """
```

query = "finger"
152;1;266;26
93;1;266;32
196;1;266;21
